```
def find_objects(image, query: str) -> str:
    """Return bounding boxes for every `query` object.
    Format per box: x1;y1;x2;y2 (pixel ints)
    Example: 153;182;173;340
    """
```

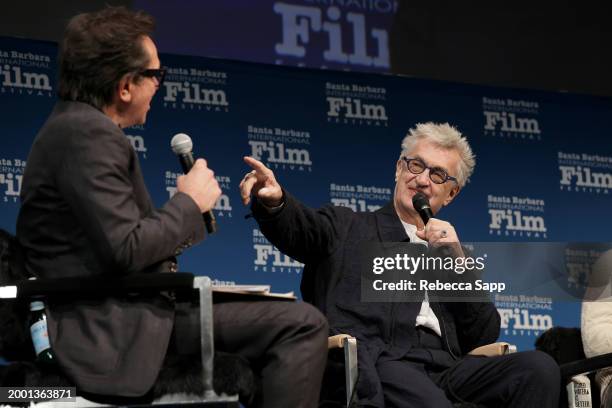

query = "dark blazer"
254;191;501;406
17;101;205;396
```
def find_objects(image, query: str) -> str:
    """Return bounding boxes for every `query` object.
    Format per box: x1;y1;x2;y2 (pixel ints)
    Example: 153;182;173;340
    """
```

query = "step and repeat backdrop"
1;36;611;351
135;0;396;73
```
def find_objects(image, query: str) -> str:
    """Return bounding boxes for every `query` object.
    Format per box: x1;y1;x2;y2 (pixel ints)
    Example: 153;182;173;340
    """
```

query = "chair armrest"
13;272;195;299
560;352;612;379
328;334;358;407
193;276;216;397
328;334;355;350
468;342;517;357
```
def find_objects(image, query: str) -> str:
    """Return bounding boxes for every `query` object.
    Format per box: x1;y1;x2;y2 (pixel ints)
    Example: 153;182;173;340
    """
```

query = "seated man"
16;7;327;407
240;123;561;407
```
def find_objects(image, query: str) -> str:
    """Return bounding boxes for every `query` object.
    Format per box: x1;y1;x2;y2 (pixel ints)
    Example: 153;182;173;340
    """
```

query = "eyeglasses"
139;67;166;85
402;157;458;185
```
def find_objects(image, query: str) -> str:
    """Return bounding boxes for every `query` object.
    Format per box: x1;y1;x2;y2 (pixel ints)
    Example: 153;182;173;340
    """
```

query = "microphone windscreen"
412;192;430;212
170;133;193;155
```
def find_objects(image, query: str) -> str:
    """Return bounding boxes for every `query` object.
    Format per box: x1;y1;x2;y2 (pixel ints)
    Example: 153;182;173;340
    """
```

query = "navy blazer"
255;190;500;406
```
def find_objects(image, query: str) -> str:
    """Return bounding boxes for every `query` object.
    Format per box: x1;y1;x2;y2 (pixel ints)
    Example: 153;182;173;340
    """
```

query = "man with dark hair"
57;7;157;110
17;7;327;407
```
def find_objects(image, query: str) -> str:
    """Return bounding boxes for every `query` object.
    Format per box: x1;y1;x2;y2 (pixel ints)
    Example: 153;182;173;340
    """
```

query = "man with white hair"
240;123;560;407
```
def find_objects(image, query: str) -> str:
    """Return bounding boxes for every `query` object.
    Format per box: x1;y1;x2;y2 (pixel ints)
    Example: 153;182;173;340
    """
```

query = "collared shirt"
400;220;442;336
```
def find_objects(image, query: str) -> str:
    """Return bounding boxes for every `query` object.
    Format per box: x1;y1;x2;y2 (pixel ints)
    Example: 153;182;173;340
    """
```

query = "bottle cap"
30;301;44;311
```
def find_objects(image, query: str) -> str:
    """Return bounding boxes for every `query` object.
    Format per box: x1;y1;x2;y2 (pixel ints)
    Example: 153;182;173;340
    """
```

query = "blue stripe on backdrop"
2;36;611;352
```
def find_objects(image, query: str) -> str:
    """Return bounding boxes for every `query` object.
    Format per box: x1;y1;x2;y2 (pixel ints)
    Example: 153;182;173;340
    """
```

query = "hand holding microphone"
171;133;219;234
412;192;434;225
412;192;458;245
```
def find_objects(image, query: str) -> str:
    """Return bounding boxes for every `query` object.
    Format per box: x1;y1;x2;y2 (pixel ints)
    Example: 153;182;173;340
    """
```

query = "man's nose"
415;169;431;186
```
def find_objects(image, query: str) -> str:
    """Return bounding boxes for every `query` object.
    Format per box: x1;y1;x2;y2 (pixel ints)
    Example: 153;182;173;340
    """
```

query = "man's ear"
394;159;402;182
117;75;133;104
443;185;461;206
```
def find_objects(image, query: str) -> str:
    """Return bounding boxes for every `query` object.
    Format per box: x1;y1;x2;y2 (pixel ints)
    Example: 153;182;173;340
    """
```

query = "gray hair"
400;122;475;187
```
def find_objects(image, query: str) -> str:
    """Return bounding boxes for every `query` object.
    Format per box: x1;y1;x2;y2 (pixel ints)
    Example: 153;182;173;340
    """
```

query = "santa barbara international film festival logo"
558;151;612;194
564;246;607;290
0;157;26;204
0;48;53;97
325;82;388;126
329;182;392;212
487;194;547;238
161;66;229;112
124;125;148;159
482;97;541;140
252;228;303;274
247;125;312;172
165;171;233;218
273;1;394;69
495;294;553;337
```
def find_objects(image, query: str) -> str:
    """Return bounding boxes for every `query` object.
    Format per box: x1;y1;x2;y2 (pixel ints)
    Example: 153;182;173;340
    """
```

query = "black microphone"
412;192;433;225
170;133;217;234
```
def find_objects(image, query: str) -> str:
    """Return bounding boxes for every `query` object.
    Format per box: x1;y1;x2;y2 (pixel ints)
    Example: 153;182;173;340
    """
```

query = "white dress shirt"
400;220;442;336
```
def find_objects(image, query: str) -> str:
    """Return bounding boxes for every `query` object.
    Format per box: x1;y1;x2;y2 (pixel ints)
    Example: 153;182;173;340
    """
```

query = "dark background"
2;1;610;97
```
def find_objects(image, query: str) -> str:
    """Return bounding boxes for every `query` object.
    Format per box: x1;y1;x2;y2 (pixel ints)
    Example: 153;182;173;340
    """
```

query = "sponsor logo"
125;125;148;158
247;125;312;172
487;194;547;238
558;151;612;194
482;97;541;140
0;49;53;97
161;66;229;112
165;171;233;218
564;247;606;289
211;278;237;286
496;294;554;337
498;307;553;336
252;229;303;273
325;82;388;126
273;2;394;69
212;175;233;217
165;171;178;197
0;157;26;203
329;182;391;212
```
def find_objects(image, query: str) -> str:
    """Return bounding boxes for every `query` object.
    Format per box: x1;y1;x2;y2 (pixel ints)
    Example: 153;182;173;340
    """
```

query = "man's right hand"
177;158;221;213
239;156;283;207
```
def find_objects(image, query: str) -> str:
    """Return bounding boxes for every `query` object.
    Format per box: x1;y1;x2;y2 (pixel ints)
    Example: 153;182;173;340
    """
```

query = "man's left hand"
416;218;464;257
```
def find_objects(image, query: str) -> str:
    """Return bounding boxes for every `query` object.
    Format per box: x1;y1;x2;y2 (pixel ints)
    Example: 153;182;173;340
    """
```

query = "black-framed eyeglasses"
402;157;458;185
139;67;166;85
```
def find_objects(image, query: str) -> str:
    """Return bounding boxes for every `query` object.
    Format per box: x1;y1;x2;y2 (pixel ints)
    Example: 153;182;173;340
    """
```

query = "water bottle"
29;300;56;363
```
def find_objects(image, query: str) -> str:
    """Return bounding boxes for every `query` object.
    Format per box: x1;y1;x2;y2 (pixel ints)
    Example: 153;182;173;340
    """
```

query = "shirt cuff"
259;199;285;214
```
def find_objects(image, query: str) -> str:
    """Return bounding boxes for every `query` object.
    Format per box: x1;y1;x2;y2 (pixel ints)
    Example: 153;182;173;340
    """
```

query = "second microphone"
170;133;218;234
